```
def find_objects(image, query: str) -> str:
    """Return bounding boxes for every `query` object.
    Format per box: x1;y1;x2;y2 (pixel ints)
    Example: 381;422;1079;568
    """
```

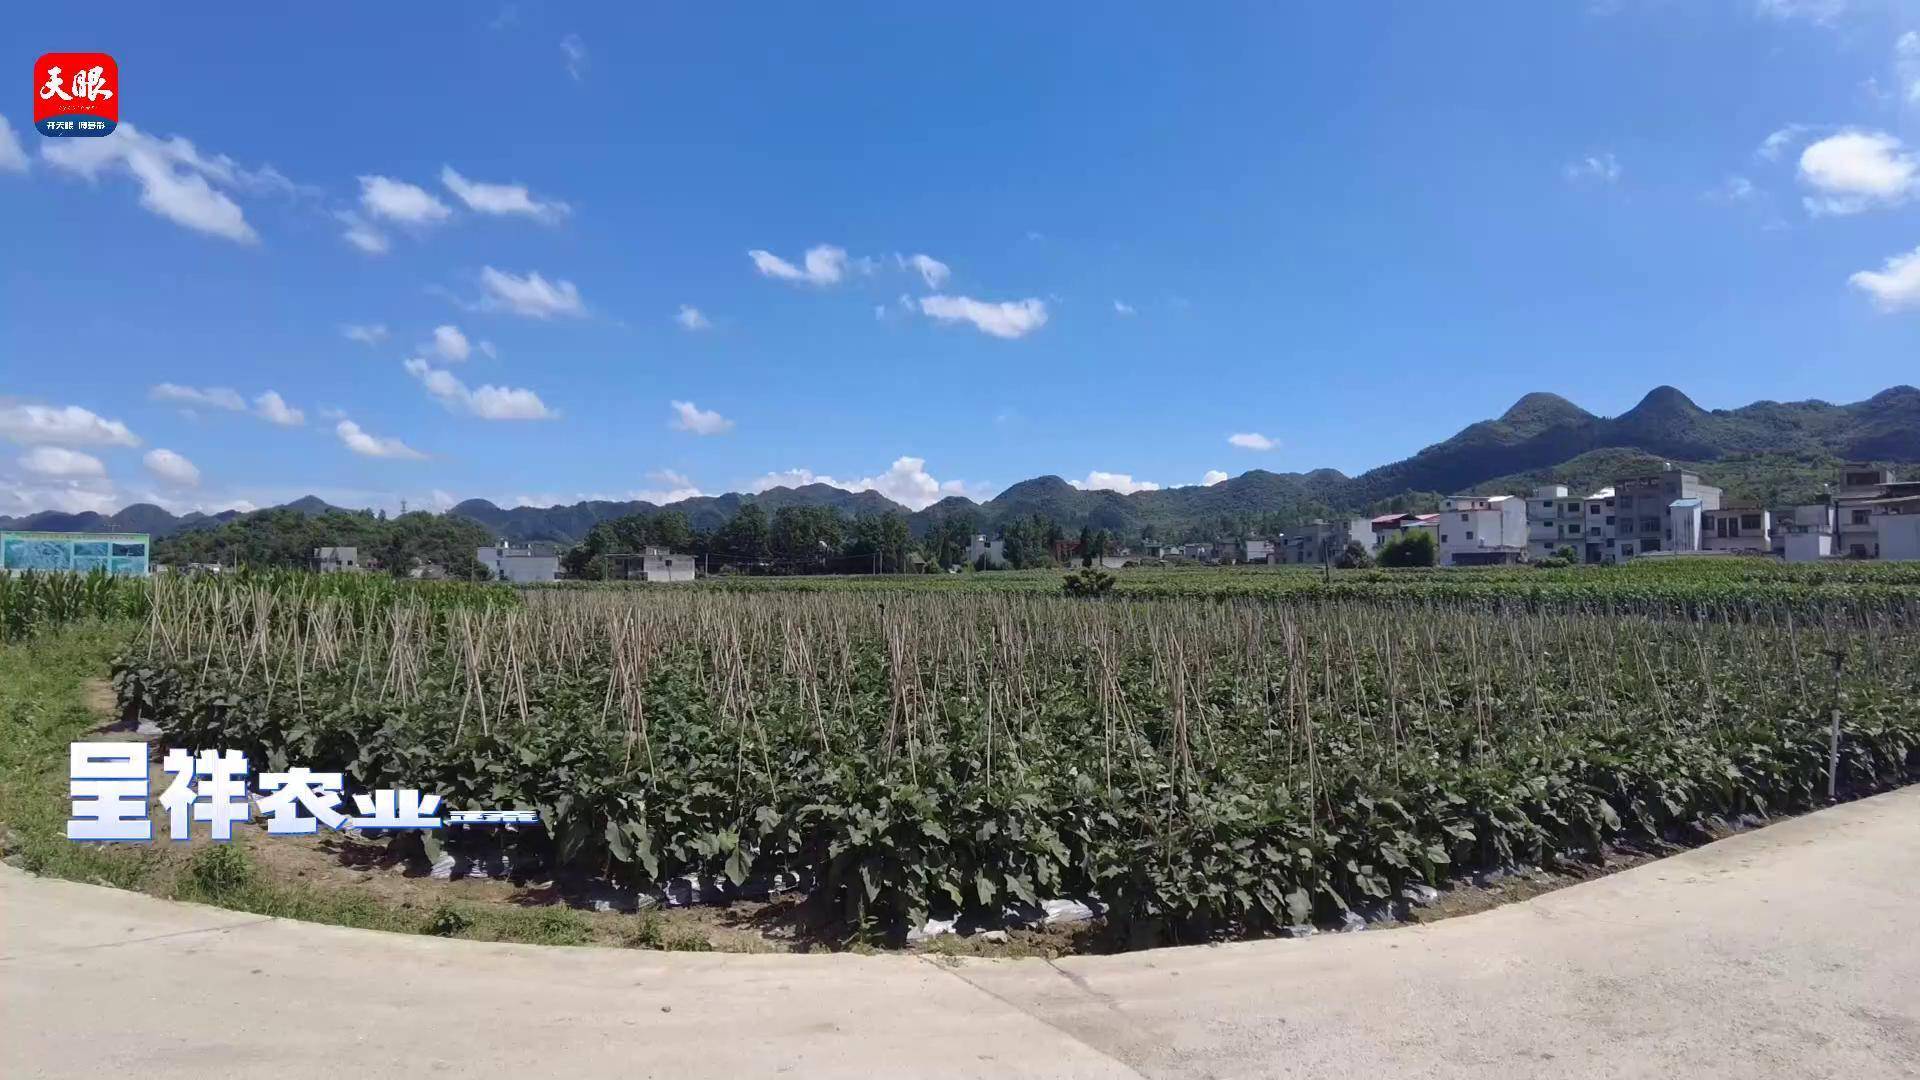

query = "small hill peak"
1499;391;1581;421
1627;385;1703;416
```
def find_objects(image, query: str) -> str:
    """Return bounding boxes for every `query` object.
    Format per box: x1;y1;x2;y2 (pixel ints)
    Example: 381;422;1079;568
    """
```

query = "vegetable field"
560;558;1920;617
116;574;1920;946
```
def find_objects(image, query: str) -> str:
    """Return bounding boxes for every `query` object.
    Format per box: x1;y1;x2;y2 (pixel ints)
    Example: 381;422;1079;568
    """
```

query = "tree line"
152;509;494;578
150;501;1424;579
563;504;918;577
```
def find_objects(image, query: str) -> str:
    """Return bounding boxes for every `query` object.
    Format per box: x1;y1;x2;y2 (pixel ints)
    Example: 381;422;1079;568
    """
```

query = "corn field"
0;570;151;642
115;575;1920;944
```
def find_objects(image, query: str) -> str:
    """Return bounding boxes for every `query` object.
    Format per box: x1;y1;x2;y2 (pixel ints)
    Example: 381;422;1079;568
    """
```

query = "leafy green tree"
1333;540;1374;570
1376;530;1437;568
928;511;978;569
846;512;912;572
1001;513;1060;569
716;503;771;565
771;505;844;566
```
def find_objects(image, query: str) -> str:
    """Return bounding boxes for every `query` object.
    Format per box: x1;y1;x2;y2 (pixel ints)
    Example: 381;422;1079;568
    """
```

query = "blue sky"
4;1;1919;517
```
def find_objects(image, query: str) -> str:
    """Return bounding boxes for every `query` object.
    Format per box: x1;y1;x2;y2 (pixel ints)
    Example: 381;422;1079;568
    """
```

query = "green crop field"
550;558;1920;621
109;569;1920;947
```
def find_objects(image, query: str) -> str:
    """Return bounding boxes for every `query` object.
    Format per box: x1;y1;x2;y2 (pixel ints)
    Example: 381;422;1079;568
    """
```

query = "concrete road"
4;787;1918;1080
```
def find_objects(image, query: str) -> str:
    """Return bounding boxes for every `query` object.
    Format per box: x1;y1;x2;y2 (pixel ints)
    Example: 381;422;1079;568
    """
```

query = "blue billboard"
0;532;150;576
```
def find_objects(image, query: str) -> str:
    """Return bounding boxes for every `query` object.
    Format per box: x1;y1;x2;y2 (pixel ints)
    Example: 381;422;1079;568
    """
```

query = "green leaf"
604;820;632;862
724;845;751;887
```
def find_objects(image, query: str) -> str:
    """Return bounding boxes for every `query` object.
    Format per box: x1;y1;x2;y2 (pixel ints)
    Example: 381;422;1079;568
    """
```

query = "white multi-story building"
477;542;560;583
1773;467;1920;562
1577;487;1619;564
1527;485;1587;560
1437;495;1528;565
1277;518;1373;564
313;546;362;573
1701;507;1771;554
1774;503;1833;562
1879;511;1920;561
966;534;1008;569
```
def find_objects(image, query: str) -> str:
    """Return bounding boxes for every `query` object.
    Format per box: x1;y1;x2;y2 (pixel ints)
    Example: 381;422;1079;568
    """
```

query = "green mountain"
6;385;1914;547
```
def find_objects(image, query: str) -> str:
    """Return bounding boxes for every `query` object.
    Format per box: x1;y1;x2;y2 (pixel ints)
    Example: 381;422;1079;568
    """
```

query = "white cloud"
675;304;712;330
18;446;106;479
0;113;27;173
254;390;305;427
863;457;944;509
917;294;1049;339
1202;470;1230;486
440;165;570;222
403;358;558;420
1228;432;1278;451
1849;245;1920;311
746;457;978;511
561;34;589;81
1564;152;1621;184
1070;471;1160;495
1799;130;1918;214
429;489;458;511
1755;0;1847;23
750;468;826;491
41;122;262;243
358;174;452;226
1708;175;1759;203
341;323;389;345
335;419;426;460
669;400;733;435
1895;31;1920;105
505;490;620;509
143;448;201;487
0;475;120;515
150;384;245;411
1758;125;1813;161
478;266;586;318
336;210;389;254
0;403;139;447
430;324;471;362
748;244;849;285
632;469;703;505
1113;299;1136;316
896;253;951;288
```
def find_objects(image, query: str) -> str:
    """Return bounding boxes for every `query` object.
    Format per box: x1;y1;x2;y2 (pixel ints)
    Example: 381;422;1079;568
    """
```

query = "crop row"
564;559;1920;622
115;577;1920;945
0;570;150;642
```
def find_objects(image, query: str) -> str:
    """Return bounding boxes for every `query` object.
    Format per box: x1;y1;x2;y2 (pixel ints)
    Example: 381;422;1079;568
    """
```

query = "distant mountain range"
7;385;1917;545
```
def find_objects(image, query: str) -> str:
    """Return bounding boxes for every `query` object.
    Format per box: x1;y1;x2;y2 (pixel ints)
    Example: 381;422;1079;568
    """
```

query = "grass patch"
624;910;716;952
0;621;158;889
